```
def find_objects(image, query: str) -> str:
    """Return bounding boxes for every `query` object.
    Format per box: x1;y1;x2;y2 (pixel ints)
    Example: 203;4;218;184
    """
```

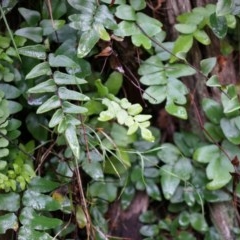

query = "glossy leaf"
166;64;196;78
206;154;234;190
0;213;18;234
62;101;88;114
18;7;40;26
160;164;180;199
216;0;232;16
49;109;64;128
89;181;117;202
22;190;61;211
0;192;20;211
26;62;51;79
58;87;90;101
37;95;61;114
146;180;161;201
173;157;192;181
193;145;220;163
8;100;23;114
77;29;99;58
220;118;240;144
53;71;87;85
82;159;104;180
28;79;57;93
115;4;136;20
65;124;80;159
206;75;221;87
18;227;53;240
130;0;146;10
209;13;227;39
175;23;197;34
193;29;211;45
202;98;223;124
114;21;139;37
200;57;217;76
190;213;208;232
40;19;65;35
76;205;87;228
28;177;60;193
0;83;21;99
140;225;159;237
170;35;193;62
18;45;46;59
15;27;43;43
49;54;79;68
20;207;62;230
165;102;188;120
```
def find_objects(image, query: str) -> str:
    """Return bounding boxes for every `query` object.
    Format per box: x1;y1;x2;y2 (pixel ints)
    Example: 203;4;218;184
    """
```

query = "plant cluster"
0;0;239;239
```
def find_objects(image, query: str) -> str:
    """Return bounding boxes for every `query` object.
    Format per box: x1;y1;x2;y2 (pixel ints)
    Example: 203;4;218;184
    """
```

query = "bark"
107;191;149;240
164;1;239;239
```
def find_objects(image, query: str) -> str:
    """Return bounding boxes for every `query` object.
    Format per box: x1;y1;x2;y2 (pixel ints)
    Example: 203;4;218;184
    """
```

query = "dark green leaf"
18;7;40;26
18;227;53;240
49;53;79;68
8;100;23;114
202;98;223;124
58;87;90;101
22;190;61;211
82;159;104;180
146;180;161;201
49;109;64;128
65;124;80;159
160;165;180;199
28;79;57;93
37;95;61;114
0;83;21;99
77;29;99;58
15;27;43;43
139;211;157;224
190;213;208;232
29;177;60;193
178;211;190;227
20;207;62;230
26;62;51;79
0;213;18;234
140;225;159;237
53;71;87;85
0;193;20;211
26;113;48;141
173;157;192;181
220;118;240;144
40;19;65;35
18;45;46;59
89;181;117;202
206;155;234;190
62;101;88;114
209;13;228;39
